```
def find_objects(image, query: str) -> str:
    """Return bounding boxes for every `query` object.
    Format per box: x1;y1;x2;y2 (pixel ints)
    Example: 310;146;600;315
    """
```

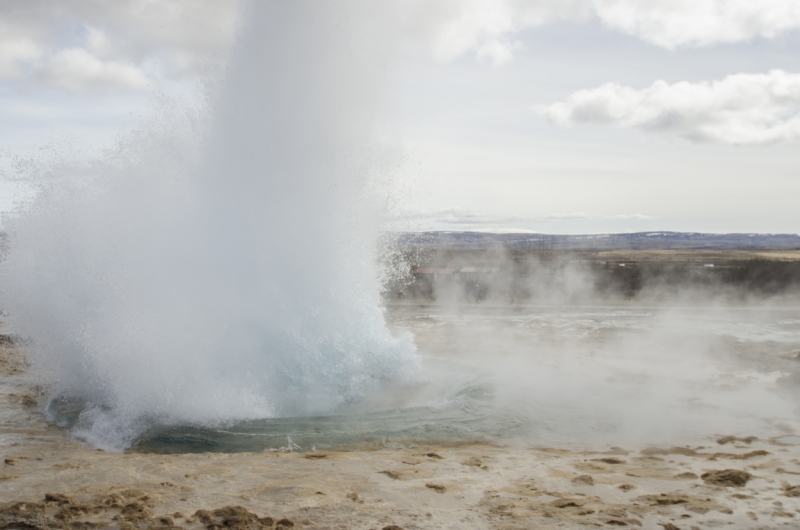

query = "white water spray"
0;1;419;450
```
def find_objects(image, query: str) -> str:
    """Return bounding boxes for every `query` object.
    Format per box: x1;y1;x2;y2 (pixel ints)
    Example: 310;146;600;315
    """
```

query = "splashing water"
0;1;420;450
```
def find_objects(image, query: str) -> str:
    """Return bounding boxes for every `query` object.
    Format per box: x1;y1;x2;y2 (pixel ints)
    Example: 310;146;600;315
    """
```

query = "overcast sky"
1;1;800;234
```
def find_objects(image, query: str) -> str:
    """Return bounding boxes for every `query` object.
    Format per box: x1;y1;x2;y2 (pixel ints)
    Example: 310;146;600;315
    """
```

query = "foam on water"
0;1;420;450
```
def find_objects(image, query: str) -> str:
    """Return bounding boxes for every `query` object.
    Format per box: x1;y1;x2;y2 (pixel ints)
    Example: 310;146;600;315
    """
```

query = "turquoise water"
47;375;524;453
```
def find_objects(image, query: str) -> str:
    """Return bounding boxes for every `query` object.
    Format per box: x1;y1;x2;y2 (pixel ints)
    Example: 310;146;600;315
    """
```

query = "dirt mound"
701;469;753;487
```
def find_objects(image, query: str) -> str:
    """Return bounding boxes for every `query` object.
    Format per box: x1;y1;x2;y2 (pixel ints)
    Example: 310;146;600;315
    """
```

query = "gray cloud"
536;70;800;145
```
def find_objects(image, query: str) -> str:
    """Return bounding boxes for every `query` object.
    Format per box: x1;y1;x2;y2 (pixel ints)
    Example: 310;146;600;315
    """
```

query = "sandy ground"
3;343;800;529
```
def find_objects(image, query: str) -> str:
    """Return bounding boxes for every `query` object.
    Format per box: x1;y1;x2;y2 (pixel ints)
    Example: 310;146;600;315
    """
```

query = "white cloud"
545;212;651;221
414;0;800;65
393;208;651;231
40;48;151;94
593;0;800;49
0;0;240;94
412;0;590;63
0;38;41;78
396;208;524;227
476;39;522;66
2;1;800;94
536;70;800;145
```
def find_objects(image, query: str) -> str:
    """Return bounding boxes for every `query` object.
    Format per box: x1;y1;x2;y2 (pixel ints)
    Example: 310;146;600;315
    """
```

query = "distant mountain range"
394;231;800;250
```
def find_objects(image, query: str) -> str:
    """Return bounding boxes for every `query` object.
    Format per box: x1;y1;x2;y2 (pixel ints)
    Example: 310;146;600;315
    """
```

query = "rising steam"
0;1;419;450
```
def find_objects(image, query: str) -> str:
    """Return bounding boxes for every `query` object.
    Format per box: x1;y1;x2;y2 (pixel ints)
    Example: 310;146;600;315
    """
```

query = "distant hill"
394;231;800;251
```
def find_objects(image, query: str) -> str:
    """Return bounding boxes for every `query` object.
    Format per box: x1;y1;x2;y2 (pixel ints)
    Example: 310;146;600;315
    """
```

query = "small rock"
424;452;443;459
0;335;18;347
674;472;699;480
716;436;757;445
637;493;689;506
731;450;768;459
425;483;446;493
44;493;72;505
572;475;594;486
618;484;636;491
700;469;752;487
552;498;584;508
594;457;626;465
193;507;272;528
120;502;152;522
784;484;800;497
605;517;642;526
379;470;400;480
642;447;697;457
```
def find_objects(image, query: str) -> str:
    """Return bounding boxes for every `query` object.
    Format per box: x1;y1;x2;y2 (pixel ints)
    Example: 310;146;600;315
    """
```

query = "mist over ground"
374;235;800;448
384;233;800;305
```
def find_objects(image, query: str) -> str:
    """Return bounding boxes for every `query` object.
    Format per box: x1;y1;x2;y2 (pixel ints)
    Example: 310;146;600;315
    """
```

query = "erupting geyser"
0;1;419;450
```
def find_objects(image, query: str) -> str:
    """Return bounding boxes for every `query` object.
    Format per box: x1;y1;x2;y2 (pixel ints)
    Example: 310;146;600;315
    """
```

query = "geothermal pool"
44;303;800;453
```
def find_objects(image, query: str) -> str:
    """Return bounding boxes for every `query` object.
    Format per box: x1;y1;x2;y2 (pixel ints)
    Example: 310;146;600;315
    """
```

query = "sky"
1;0;799;234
